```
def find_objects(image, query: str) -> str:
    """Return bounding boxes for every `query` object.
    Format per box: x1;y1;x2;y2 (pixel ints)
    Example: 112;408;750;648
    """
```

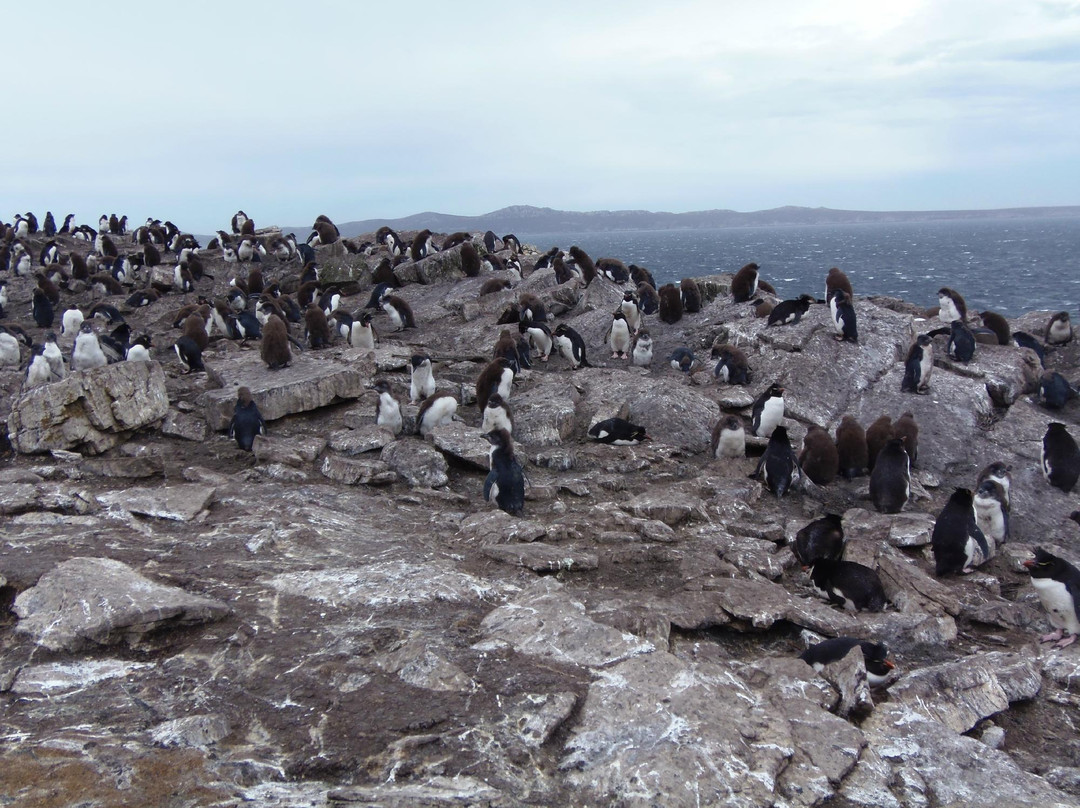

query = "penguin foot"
611;352;619;358
1055;633;1077;648
1040;629;1065;643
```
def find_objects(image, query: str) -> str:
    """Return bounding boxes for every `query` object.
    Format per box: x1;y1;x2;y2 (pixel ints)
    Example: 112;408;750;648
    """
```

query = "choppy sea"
516;217;1080;317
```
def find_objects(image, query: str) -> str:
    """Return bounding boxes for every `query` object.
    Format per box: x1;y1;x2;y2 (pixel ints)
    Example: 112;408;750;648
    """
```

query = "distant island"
288;204;1080;239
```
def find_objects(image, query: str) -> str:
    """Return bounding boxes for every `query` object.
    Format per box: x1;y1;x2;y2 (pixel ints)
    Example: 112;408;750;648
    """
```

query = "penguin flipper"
483;470;497;502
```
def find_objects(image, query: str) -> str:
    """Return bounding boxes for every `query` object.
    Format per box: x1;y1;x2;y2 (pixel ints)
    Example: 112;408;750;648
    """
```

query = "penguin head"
766;383;785;399
1024;547;1071;579
236;386;254;407
374;379;393;395
410;354;430;370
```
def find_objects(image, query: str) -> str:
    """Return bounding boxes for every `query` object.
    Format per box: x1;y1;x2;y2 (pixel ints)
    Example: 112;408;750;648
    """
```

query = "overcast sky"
6;0;1079;233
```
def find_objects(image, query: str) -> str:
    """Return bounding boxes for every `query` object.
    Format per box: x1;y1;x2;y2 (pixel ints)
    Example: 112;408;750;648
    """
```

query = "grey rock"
459;511;547;543
327;425;395;454
625;492;704;526
81;456;165;479
819;645;876;718
375;638;476;692
14;557;230;651
328;776;516;806
12;659;155;694
515;691;578;748
0;483;97;515
252;434;326;466
482;543;599;572
381;439;449;487
268;563;505;608
511;380;580;447
97;483;215;521
8;360;169;454
429;421;492;469
150;714;231;748
320;455;397;485
201;350;374;431
160;408;208;442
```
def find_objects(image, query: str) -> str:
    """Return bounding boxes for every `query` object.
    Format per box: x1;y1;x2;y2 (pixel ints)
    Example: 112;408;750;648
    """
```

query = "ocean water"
516;217;1080;318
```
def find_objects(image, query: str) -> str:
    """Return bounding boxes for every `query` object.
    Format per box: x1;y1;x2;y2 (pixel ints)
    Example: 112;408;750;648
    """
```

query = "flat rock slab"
97;483;216;521
14;557;231;652
201;349;375;431
482;542;599;572
7;360;170;454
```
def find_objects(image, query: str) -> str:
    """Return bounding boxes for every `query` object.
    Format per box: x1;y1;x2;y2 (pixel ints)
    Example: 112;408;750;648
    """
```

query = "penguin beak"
1023;559;1035;569
884;659;896;670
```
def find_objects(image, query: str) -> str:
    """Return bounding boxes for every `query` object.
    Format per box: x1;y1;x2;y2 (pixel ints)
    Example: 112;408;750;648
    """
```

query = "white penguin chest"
756;397;784;437
715;428;746;459
1031;577;1080;633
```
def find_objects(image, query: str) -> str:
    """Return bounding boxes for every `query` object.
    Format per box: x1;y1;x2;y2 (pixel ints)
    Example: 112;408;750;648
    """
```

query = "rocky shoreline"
1;219;1079;807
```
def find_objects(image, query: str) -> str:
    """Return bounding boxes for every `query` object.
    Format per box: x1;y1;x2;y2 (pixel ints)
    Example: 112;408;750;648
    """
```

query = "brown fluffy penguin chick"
492;329;518;364
568;246;597;285
799;425;840;486
182;312;209;351
825;267;853;300
731;262;759;303
865;415;894;471
892;412;919;466
460;242;482;277
261;314;292;369
372;257;399;287
680;277;702;313
479;278;511;296
755;300;774;318
835;415;868;479
978;311;1010;345
658;283;683;324
304;304;331;349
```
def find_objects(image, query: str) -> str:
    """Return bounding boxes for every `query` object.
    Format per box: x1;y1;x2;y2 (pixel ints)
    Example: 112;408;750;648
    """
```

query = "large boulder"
7;361;169;454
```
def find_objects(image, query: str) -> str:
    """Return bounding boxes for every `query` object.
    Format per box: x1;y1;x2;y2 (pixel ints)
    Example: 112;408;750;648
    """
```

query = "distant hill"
283;204;1080;239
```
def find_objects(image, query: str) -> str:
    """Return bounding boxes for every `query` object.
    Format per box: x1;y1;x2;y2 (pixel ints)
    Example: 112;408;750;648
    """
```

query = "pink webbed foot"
1040;628;1065;644
1055;633;1078;648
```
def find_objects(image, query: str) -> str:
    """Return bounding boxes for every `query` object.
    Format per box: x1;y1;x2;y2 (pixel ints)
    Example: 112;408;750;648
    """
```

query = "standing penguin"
937;288;967;324
71;322;108;371
866;415;893;471
483;428;525;516
799;425;840;486
828;289;858;343
892;412;919;467
810;559;887;612
174;335;205;373
261;314;292;370
476;357;514;412
520;320;553;362
32;288;55;329
552;324;590;369
712;344;751;385
352;311;377;350
825;267;853;300
835;415;868;479
228;387;266;451
800;638;895;687
1046;312;1073;346
1043;422;1080;493
973;478;1010;546
932;488;992;576
792;514;845;568
380;294;416;331
1024;547;1080;648
869;438;910;514
711;415;746;459
409;354;436;403
731;262;760;303
607;310;632;359
977;461;1012;508
946;320;976;362
481;392;514;435
24;346;54;388
304;304;332;349
751;383;785;437
42;333;66;380
374;379;403;435
416;393;459;436
901;334;934;394
750;425;801;498
620;291;642;333
631;330;653;367
658;284;683;324
680;277;702;313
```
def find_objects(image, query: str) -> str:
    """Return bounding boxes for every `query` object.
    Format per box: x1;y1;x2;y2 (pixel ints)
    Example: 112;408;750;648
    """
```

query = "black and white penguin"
792;514;845;568
979;311;1011;345
668;347;695;373
835;415;868;479
261;314;292;370
409;229;435;261
869;437;910;514
731;262;759;303
657;284;683;324
518;293;548;324
937;287;967;324
629;264;657;289
712;344;751;385
901;334;934;393
800;638;895;687
476;357;514;412
1043;422;1080;493
1039;371;1079;410
32;288;55;329
932;488;992;576
228;387;266;451
751;425;801;498
809;560;887;612
680;277;702;313
71;322;108;371
636;282;660;315
711;415;746;459
380;294;416;331
607;311;632;359
976;461;1011;508
0;328;22;368
416;394;459;436
596;257;630;284
768;294;816;327
1012;331;1046;368
408;354;436;403
566;246;597;285
946;320;976;362
799;425;839;486
174;335;205;373
42;333;66;380
631;330;653;367
482;231;500;253
828;289;858;343
483;428;525;516
125;334;153;362
588;417;650;445
1024;547;1080;648
751;383;785;437
59;213;75;234
503;234;521;254
231;211;248;235
1046;312;1073;346
481;392;514;435
520;320;553;362
620;291;642;334
42;211;56;237
374;380;403;435
973;478;1010;546
553;324;590;369
39;241;61;266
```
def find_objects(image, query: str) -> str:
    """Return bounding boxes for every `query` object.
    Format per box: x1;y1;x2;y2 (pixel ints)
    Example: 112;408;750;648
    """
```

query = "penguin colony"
2;209;1079;682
